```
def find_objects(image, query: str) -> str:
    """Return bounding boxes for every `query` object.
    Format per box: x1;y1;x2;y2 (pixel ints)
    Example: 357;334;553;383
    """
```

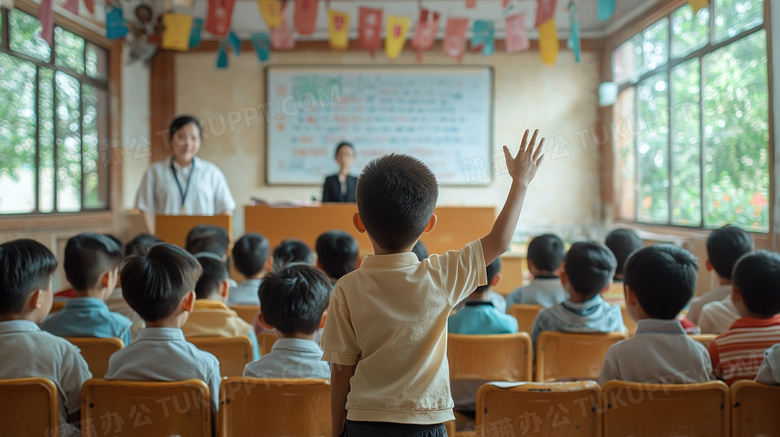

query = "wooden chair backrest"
218;377;331;437
0;378;58;436
620;305;638;336
50;300;66;314
189;336;253;377
602;380;729;437
730;380;780;437
447;333;532;382
535;331;627;382
258;331;279;356
689;333;717;348
506;304;543;334
65;337;124;378
230;305;260;326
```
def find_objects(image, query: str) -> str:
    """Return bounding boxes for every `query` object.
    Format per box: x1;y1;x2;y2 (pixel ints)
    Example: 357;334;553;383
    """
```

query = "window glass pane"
636;73;669;224
671;5;710;58
9;10;51;62
613;34;643;84
86;43;108;80
670;59;701;227
55;71;81;212
643;18;669;72
39;68;55;213
82;85;109;209
0;53;37;213
614;87;636;221
55;27;85;74
714;0;764;43
703;30;769;231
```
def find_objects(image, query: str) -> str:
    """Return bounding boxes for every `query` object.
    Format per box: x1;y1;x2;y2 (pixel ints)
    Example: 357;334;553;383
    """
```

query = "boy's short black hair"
356;154;438;252
412;241;429;261
733;251;780;317
259;264;332;336
185;225;230;257
232;233;270;277
316;230;359;280
104;234;125;259
125;233;162;258
121;243;202;322
623;245;699;319
272;239;314;272
0;239;58;316
169;115;202;141
564;241;617;298
605;229;643;277
64;233;123;291
706;225;754;279
335;141;355;157
194;253;229;300
475;258;502;294
527;234;565;273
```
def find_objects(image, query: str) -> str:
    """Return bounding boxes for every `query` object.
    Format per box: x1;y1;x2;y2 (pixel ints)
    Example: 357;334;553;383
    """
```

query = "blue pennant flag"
251;32;271;62
568;2;581;62
228;30;242;55
106;7;128;40
189;18;203;49
472;20;495;56
217;42;228;69
598;0;616;21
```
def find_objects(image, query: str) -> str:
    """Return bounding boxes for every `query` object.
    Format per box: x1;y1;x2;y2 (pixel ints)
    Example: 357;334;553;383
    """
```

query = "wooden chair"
258;331;279;356
65;337;123;378
476;381;602;436
619;304;638;336
190;336;253;377
0;378;58;436
447;333;533;382
602;380;729;437
535;331;627;382
218;377;330;437
50;300;66;314
730;380;780;437
689;333;717;348
507;304;543;334
82;379;211;437
230;305;260;326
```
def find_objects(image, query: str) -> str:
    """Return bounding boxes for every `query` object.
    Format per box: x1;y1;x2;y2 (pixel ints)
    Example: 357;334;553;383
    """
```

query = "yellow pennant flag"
689;0;709;14
538;18;558;67
385;15;411;59
162;13;194;52
258;0;283;28
328;9;350;50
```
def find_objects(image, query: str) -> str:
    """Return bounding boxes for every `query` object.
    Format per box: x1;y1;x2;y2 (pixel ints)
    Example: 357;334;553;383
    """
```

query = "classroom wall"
172;49;603;244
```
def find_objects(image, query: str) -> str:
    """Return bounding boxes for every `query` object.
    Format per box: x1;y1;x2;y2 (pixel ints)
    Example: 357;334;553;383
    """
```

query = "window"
612;0;769;232
0;8;110;214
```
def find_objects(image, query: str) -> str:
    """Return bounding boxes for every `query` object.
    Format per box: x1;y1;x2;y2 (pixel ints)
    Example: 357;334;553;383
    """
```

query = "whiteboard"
265;66;494;186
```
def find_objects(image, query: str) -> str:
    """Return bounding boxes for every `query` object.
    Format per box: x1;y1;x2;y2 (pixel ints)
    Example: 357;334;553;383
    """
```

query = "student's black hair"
733;251;780;318
194;253;230;300
706;225;754;279
232;233;270;277
605;229;643;278
527;234;565;273
259;264;332;336
185;224;230;257
64;233;123;291
412;241;429;261
169;115;202;141
272;239;314;272
335;141;355;158
121;243;202;322
356;154;438;252
315;230;359;280
564;241;617;298
475;258;502;294
0;239;58;316
104;234;125;259
623;245;699;319
125;233;163;258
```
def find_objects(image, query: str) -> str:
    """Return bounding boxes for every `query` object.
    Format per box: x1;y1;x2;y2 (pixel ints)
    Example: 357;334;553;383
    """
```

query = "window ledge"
612;221;772;245
0;211;115;232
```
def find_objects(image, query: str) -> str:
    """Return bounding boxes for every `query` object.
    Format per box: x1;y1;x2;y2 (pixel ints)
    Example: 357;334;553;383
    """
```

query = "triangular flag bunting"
258;0;283;29
328;9;350;50
270;15;295;50
598;0;616;21
535;0;556;28
567;2;580;62
189;18;204;49
64;0;79;16
206;0;236;37
217;42;228;68
538;18;558;66
105;6;128;40
411;8;439;62
39;0;53;46
471;20;494;55
228;30;242;55
385;15;410;59
162;13;194;51
505;14;529;53
251;32;271;61
84;0;94;14
294;0;318;35
358;7;382;55
443;17;468;62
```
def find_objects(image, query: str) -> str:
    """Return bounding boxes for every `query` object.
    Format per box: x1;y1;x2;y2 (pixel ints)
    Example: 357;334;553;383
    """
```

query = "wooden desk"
155;215;233;248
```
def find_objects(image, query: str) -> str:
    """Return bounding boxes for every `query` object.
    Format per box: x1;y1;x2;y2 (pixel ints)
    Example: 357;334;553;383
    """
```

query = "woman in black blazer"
322;142;358;203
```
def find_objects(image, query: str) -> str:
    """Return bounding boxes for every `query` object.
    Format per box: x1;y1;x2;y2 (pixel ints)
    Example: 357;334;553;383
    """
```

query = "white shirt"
687;284;731;325
597;319;713;386
756;344;780;385
0;320;92;437
244;338;330;379
227;279;262;306
135;156;236;225
698;296;740;334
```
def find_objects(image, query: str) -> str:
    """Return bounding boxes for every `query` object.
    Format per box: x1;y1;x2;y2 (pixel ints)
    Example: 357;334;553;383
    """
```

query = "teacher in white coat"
135;115;236;233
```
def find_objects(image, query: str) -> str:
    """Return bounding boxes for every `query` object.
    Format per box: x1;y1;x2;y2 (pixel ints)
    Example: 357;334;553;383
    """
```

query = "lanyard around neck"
170;158;195;212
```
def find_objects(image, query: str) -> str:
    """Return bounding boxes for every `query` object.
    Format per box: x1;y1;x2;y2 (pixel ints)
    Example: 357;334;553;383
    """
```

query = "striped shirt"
708;316;780;385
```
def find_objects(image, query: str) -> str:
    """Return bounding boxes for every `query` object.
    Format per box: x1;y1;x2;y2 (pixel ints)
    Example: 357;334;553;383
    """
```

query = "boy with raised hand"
505;233;566;308
322;129;544;437
42;233;133;346
0;239;92;436
598;245;712;386
229;232;271;306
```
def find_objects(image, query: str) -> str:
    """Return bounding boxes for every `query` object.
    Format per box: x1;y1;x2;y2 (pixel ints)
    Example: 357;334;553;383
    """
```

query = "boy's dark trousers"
340;420;447;437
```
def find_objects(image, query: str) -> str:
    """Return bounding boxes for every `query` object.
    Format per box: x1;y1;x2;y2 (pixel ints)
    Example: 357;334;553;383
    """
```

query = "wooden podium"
155;215;233;248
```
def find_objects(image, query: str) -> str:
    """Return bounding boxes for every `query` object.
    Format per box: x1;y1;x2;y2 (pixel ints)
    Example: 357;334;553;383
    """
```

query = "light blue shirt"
243;338;330;380
105;327;221;409
227;279;262;306
41;297;133;346
756;344;780;385
505;277;567;308
448;301;519;335
530;294;626;345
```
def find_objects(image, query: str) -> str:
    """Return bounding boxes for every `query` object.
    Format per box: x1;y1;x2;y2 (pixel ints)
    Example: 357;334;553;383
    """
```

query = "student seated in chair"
505;234;566;308
597;245;712;386
272;238;315;273
530;241;625;346
449;259;518;335
183;253;260;360
316;230;359;285
0;239;92;436
243;264;331;380
42;233;132;346
228;232;271;306
105;244;221;409
756;343;780;385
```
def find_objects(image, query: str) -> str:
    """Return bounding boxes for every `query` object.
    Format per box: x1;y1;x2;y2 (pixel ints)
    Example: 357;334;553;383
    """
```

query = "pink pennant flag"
39;0;54;47
466;0;477;8
64;0;79;16
534;0;557;28
505;14;530;53
84;0;94;14
358;7;382;55
411;8;440;62
270;15;295;50
294;0;318;35
443;17;468;62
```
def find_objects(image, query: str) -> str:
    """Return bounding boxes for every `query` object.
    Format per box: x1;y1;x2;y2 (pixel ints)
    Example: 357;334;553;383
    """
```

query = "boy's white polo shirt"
321;240;487;424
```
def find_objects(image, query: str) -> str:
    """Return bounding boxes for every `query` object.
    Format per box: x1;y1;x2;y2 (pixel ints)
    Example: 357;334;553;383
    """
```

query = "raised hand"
502;129;545;187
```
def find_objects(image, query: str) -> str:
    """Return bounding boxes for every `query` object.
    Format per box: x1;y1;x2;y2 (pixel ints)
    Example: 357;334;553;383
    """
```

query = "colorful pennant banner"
535;0;557;28
598;0;615;21
505;14;530;53
258;0;283;29
443;17;468;62
411;8;440;62
39;0;53;46
217;42;228;68
105;6;128;40
162;13;194;52
189;18;204;49
270;16;295;50
328;9;350;50
206;0;236;37
358;7;382;54
538;18;558;66
568;2;580;62
251;32;271;61
471;20;495;55
294;0;319;35
228;30;242;55
385;15;411;59
64;0;79;16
